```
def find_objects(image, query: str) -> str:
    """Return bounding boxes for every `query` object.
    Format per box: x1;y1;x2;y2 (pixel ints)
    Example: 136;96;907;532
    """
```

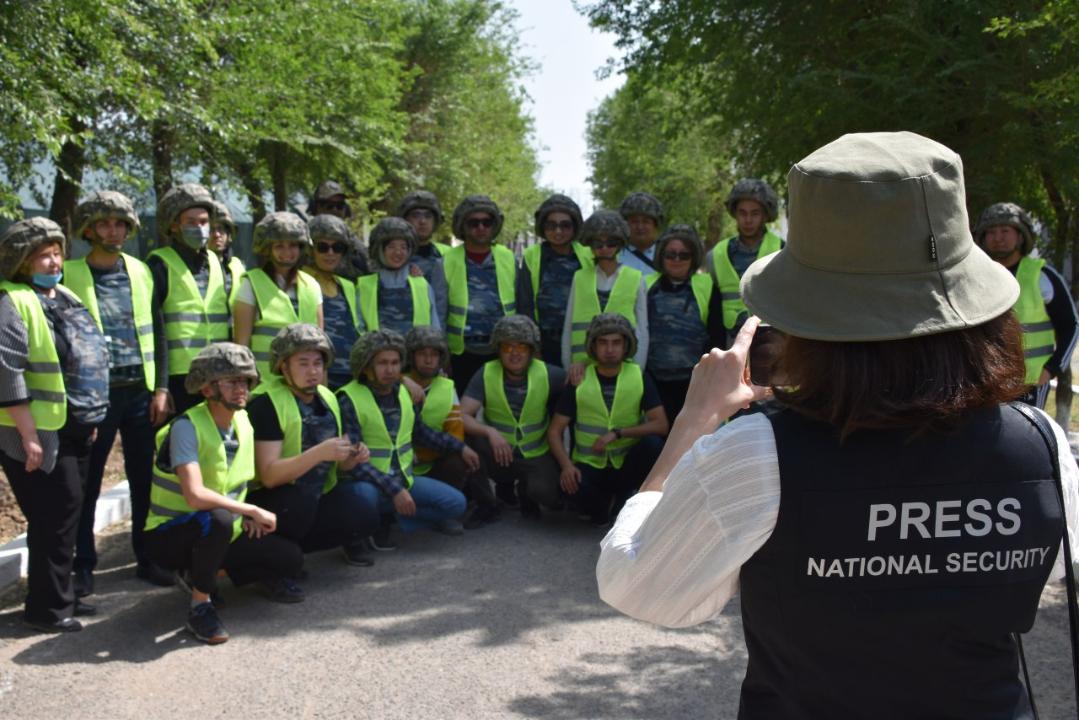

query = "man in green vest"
397;190;449;327
461;315;564;520
617;191;664;276
66;191;175;596
975;202;1078;409
548;313;668;527
143;343;304;645
209;199;246;311
147;183;231;414
705;178;783;346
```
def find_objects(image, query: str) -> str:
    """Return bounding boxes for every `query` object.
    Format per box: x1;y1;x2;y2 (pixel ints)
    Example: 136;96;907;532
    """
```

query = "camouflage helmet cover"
653;223;704;274
349;329;407;380
534;193;583;239
307;214;352;246
157;183;215;242
973;202;1036;256
396;190;444;225
404;324;450;370
368;217;417;268
314;180;348;201
618;191;665;225
209;200;236;234
490;314;541;355
579;210;630;248
268;323;334;375
184;342;259;394
451;195;504;240
0;217;66;280
252;211;311;258
585;312;638;361
73;190;140;243
725;178;779;222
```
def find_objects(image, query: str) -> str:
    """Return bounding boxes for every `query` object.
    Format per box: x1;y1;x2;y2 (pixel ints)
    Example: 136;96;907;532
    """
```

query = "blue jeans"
354;475;466;532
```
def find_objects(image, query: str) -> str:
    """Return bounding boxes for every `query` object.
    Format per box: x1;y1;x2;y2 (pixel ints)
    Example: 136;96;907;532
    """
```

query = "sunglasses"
316;241;349;254
466;217;495;229
663;250;693;261
592;238;621;249
407;209;435;221
544;220;575;233
320;201;347;211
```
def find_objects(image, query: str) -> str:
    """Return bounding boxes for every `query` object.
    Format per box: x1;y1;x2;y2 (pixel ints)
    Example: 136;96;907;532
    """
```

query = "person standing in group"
617;191;664;277
975;201;1078;409
443;195;517;395
305;215;363;390
147;183;231;414
645;224;724;421
356;217;438;336
0;218;110;633
208;199;246;311
396;190;449;327
517;194;592;366
64;191;174;596
232;212;323;378
307;179;369;277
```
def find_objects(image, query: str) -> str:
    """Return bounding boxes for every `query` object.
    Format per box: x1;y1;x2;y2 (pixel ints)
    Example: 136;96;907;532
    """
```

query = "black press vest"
737;404;1064;720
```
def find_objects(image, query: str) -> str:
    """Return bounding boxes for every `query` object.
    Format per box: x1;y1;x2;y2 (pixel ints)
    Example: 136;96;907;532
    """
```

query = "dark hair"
773;311;1027;439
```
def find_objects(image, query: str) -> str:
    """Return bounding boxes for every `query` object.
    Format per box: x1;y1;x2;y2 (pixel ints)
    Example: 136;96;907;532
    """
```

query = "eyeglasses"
316;241;349;254
210;225;229;236
215;377;250;391
320;201;347;212
544;220;574;233
592;238;621;249
407;209;435;221
663;251;693;261
466;217;495;229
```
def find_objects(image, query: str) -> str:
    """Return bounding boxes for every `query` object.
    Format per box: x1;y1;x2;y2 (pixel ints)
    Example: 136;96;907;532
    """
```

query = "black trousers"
425;452;497;509
468;433;561;508
168;374;203;416
650;375;690;427
248;481;379;553
576;434;664;523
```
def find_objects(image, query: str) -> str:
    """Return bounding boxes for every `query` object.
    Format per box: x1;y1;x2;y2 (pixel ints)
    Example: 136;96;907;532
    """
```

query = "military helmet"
307;180;353;218
405;325;450;370
534;193;583;239
268;323;334;375
396;190;444;226
618;191;665;225
725;178;779;222
585;312;638;361
368;217;417;268
653;224;704;274
252;212;311;259
184;342;259;394
209;200;236;235
157;183;215;242
579;210;630;248
973;202;1036;256
73;190;140;243
0;217;66;281
490;315;541;355
451;195;504;240
350;329;407;380
308;214;352;246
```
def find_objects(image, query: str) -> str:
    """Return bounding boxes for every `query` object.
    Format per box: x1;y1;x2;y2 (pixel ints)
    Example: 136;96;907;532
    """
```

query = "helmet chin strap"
282;366;318;397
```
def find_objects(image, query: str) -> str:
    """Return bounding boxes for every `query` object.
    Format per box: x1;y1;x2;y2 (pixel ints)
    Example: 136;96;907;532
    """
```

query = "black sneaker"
263;577;305;604
342;541;374;567
433;518;464;536
186;602;229;645
463;503;500;530
73;599;97;617
368;526;398;551
73;566;94;598
519;497;542;521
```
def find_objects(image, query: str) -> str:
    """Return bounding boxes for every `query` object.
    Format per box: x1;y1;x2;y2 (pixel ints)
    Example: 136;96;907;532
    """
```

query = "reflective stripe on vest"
249;376;341;493
0;282;67;430
482;359;550;458
413;375;456;475
1015;256;1055;384
645;272;713;325
148;247;229;375
145;402;254;541
246;268;321;377
356;274;433;331
522;242;592;319
712;232;782;329
226;255;246;309
569;266;642;363
571;363;643;469
443;244;517;355
337;381;415;488
62;254;156;391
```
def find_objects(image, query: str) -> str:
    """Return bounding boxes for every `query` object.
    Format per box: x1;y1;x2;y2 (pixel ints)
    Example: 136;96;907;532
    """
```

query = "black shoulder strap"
1011;401;1079;719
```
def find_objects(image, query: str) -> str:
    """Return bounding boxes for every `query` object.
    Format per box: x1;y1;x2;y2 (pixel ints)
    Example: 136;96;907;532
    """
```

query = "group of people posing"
0;173;1071;646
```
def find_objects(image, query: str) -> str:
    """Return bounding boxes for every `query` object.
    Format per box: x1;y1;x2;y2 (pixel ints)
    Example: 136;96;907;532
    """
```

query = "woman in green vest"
305;215;363;389
0;218;110;633
233;212;323;378
356;217;438;336
209;200;246;312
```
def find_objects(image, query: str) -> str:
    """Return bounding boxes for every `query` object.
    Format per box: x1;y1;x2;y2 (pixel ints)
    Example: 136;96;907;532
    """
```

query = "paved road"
0;512;1075;719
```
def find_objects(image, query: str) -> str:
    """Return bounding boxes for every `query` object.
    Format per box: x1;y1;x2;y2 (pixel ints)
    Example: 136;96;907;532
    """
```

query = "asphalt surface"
0;511;1076;720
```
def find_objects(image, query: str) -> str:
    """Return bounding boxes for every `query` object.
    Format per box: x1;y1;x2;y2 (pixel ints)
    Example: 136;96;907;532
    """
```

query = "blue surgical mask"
180;224;210;249
31;271;63;289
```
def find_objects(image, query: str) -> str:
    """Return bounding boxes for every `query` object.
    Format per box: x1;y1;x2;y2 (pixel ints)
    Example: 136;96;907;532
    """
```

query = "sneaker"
342;541;374;567
463;503;500;530
25;616;83;634
263;577;305;604
186;602;229;645
433;518;464;536
136;561;176;587
368;526;398;551
73;566;94;598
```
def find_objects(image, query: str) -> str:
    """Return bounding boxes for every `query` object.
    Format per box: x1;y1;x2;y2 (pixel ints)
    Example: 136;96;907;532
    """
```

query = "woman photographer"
597;132;1079;718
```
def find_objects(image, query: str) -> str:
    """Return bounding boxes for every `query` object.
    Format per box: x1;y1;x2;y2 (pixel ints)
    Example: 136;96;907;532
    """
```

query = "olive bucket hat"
740;131;1018;342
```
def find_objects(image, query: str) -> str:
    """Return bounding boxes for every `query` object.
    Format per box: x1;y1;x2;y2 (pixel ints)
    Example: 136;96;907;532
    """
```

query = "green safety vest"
148;247;229;375
356;274;433;331
522;242;593;318
712;232;782;329
226;255;246;309
645;272;713;325
413;375;456;475
1015;256;1055;384
334;275;361;330
145;402;254;541
572;363;643;470
245;268;321;377
569;266;642;363
338;381;415;488
249;376;342;493
62;254;156;391
0;282;66;431
482;359;550;458
442;244;517;355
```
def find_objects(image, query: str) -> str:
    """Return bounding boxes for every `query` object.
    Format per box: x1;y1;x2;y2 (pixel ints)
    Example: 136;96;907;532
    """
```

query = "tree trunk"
1040;167;1076;428
269;142;288;212
48;116;87;245
231;155;267;224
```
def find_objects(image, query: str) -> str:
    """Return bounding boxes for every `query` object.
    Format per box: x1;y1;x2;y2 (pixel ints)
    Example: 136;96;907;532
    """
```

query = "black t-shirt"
247;391;337;489
554;367;662;422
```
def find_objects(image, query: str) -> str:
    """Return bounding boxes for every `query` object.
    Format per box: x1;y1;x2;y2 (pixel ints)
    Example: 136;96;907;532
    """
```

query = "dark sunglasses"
544;220;575;233
466;217;495;229
592;238;622;249
407;209;435;221
316;241;349;254
663;250;693;261
320;201;348;211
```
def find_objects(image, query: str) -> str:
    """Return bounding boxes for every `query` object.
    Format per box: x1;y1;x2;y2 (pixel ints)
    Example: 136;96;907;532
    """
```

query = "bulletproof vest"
738;404;1062;720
